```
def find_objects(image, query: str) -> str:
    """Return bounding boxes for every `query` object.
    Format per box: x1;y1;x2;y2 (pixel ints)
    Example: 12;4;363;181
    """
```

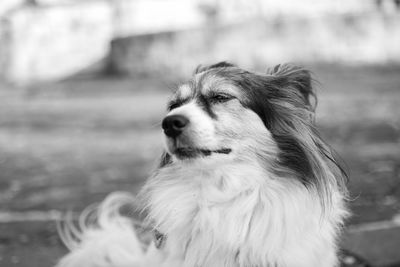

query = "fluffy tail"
56;192;165;267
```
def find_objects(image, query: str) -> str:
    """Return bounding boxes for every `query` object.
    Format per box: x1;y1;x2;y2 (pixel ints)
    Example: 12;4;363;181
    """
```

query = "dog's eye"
210;94;234;103
168;102;181;110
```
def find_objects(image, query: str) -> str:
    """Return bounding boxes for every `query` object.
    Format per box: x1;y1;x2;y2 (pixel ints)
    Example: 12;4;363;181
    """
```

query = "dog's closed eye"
209;93;235;103
168;102;181;110
168;98;190;110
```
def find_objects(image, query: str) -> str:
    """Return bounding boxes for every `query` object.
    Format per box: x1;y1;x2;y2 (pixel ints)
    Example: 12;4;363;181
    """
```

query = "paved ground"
0;64;399;266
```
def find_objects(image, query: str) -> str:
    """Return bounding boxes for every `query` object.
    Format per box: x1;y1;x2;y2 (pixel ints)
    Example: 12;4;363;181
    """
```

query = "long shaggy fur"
56;62;348;267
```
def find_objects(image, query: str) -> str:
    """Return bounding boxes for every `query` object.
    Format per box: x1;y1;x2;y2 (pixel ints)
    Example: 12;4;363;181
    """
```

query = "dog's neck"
141;159;344;267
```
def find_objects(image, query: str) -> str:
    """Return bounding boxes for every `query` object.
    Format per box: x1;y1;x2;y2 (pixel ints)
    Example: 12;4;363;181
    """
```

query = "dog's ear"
194;61;236;74
267;64;316;111
266;65;347;202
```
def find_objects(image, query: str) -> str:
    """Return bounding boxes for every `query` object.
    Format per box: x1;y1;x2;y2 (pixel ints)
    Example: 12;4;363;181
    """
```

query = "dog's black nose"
162;115;189;137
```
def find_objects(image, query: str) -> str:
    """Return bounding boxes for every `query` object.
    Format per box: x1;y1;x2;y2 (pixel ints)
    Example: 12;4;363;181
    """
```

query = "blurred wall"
109;14;400;77
0;0;399;84
110;0;400;77
0;0;112;84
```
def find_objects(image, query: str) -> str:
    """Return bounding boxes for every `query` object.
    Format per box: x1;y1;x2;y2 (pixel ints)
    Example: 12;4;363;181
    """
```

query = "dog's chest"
144;163;341;267
146;164;268;266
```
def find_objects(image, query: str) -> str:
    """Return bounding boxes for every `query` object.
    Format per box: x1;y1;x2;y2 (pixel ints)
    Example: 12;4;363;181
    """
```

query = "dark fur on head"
164;62;347;204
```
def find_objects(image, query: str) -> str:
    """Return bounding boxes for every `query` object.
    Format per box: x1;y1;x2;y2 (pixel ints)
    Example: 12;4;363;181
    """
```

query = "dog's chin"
172;147;232;160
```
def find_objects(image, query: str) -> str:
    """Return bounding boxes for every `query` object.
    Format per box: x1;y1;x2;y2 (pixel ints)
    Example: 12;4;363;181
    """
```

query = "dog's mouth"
173;147;232;159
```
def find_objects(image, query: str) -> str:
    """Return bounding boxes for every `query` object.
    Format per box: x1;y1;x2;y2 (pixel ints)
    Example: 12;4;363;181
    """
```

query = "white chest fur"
142;160;345;267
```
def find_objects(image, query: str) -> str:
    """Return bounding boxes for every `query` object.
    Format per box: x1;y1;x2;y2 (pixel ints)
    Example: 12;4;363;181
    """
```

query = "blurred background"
0;0;399;266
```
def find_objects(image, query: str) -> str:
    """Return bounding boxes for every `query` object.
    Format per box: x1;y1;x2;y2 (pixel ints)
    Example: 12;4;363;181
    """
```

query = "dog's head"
160;62;346;202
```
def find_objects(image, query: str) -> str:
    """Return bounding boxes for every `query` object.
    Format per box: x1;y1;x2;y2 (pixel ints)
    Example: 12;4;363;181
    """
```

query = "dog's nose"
162;115;189;137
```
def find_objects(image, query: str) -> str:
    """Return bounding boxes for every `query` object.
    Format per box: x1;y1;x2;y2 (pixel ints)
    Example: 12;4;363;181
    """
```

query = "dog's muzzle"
161;114;232;159
162;115;189;138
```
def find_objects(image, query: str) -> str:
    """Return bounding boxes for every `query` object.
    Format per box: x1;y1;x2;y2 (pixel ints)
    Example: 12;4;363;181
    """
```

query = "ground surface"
0;64;399;266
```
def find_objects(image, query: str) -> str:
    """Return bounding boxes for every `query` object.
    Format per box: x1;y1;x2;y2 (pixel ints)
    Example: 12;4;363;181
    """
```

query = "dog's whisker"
149;121;162;128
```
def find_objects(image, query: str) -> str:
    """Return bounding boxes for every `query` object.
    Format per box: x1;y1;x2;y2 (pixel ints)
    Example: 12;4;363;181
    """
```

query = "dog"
57;62;349;267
